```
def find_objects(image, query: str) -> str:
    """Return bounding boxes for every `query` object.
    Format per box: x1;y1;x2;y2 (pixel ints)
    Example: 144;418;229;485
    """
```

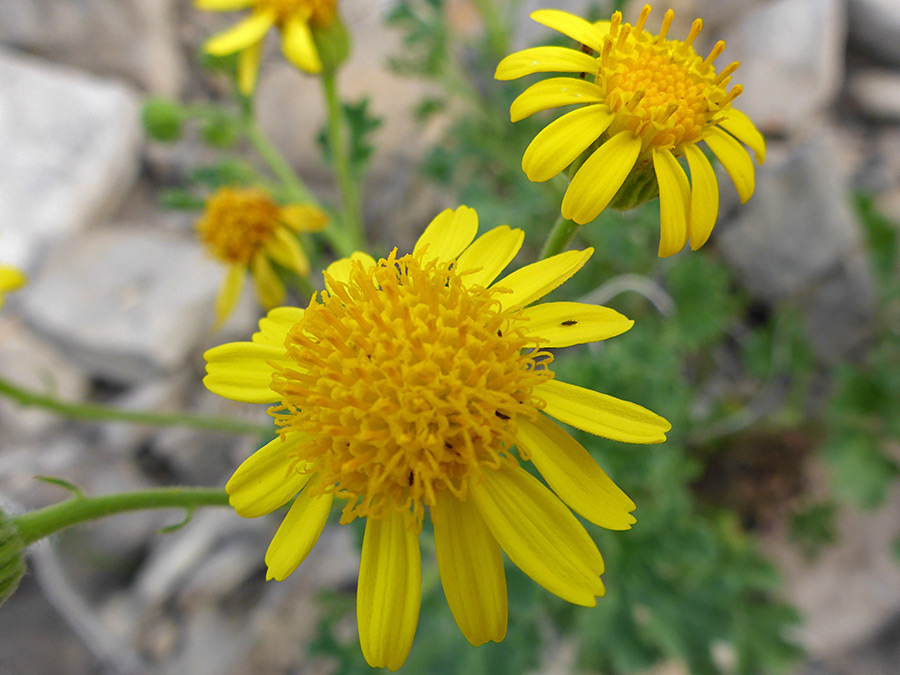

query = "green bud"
313;15;352;75
0;506;26;607
200;114;238;149
141;98;183;143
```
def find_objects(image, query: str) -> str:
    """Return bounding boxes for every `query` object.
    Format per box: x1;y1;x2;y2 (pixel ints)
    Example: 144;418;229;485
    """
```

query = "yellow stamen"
655;9;674;44
269;250;553;528
702;40;726;68
196;187;281;265
633;5;652;37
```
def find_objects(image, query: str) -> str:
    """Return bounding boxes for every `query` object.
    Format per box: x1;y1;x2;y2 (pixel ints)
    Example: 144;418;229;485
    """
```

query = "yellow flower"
204;205;671;670
496;5;766;256
0;264;26;310
196;187;328;326
197;0;337;94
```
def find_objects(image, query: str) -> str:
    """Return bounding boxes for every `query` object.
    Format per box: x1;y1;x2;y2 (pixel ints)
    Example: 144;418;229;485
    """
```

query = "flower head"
0;264;26;310
204;205;671;669
496;5;766;256
197;0;339;94
196;186;327;326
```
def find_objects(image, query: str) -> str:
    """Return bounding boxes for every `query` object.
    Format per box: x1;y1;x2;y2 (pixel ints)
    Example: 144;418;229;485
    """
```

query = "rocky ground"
1;0;900;673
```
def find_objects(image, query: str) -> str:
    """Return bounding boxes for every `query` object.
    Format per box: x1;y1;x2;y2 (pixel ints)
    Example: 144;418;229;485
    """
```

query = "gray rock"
0;48;141;270
717;137;877;361
848;0;900;66
850;68;900;121
718;0;846;133
0;0;185;95
18;228;224;383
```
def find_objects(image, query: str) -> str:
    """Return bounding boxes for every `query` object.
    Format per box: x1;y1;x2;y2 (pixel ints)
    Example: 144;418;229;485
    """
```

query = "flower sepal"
608;162;660;212
0;506;26;607
312;13;351;75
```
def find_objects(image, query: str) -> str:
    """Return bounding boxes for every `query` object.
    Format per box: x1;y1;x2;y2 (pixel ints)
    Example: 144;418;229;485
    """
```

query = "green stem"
539;214;580;259
12;488;230;545
0;376;269;435
321;71;366;252
243;121;315;204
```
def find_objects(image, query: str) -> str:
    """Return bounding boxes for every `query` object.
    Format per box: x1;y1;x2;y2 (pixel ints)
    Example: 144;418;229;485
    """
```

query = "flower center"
269;250;552;527
597;6;742;154
196;188;280;265
255;0;335;25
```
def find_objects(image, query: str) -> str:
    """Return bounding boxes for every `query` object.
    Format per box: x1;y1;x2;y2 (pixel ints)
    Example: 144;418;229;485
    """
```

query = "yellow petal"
214;264;245;329
494;46;598;81
703;127;755;204
324;252;377;291
517;414;636;530
281;14;322;74
684;144;720;251
265;228;310;277
226;434;312;518
195;0;254;10
492;248;592;310
719;108;766;164
530;9;607;52
204;11;275;55
251;253;286;309
357;512;421;671
278;204;329;232
561;131;642;225
455;225;524;288
518;301;633;347
413;205;479;264
203;341;287;403
511;77;605;122
652;148;690;258
471;463;605;606
251;306;305;346
537;379;671;444
432;494;507;646
265;481;333;580
522;105;613;182
237;38;264;95
0;265;27;294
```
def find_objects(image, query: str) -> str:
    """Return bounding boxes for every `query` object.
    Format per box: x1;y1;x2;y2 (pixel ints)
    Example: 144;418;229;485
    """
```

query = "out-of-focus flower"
204;205;671;670
197;0;339;94
196;186;327;326
496;5;766;256
0;265;26;310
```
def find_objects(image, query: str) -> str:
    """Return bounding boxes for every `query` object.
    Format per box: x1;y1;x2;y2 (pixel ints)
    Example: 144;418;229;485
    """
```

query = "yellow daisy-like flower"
496;5;766;256
196;186;328;326
0;264;26;310
197;0;337;94
204;205;671;670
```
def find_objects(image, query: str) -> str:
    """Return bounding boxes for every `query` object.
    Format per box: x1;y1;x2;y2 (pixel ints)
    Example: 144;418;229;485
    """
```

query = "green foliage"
317;98;383;176
790;501;837;559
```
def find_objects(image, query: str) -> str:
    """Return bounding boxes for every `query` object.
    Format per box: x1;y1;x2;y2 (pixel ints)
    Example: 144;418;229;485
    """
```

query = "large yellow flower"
496;5;766;256
0;265;26;310
196;186;328;326
197;0;337;94
204;206;671;670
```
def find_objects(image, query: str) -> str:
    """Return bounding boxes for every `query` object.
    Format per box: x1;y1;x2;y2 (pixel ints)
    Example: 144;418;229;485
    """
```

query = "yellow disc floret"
196;187;281;265
256;0;335;26
269;250;553;527
600;6;742;154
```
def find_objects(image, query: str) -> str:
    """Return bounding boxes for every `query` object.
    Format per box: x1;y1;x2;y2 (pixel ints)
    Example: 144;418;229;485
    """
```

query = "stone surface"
763;466;900;659
718;0;846;133
850;68;900;121
848;0;900;66
0;48;142;270
0;0;185;95
717;137;877;361
18;227;224;383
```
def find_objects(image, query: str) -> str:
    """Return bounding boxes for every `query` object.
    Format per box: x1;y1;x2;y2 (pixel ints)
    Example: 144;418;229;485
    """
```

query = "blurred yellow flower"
496;5;766;256
196;187;327;326
197;0;337;93
0;265;26;310
204;205;671;670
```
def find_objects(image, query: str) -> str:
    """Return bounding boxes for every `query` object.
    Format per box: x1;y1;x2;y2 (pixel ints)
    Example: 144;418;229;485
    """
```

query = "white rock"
0;0;185;95
719;0;846;133
18;228;224;383
0;48;141;270
848;0;900;66
850;68;900;121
